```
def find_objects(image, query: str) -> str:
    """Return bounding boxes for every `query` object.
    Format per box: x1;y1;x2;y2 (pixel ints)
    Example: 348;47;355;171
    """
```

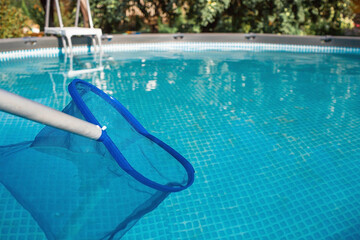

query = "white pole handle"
0;89;102;140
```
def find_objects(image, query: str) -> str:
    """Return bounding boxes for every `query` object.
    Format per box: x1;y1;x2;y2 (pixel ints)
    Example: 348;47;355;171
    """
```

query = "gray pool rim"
1;33;360;54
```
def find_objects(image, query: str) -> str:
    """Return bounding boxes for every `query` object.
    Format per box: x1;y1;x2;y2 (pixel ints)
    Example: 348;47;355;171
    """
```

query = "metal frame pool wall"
1;33;360;56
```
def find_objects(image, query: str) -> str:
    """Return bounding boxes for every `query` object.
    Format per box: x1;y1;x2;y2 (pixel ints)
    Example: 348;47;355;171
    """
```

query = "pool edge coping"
2;33;360;61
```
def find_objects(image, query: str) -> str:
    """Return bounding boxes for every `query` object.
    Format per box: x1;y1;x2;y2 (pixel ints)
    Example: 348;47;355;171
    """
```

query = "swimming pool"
1;44;360;239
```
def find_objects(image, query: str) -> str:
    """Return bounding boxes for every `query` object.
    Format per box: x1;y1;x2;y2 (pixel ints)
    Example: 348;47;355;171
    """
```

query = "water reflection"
1;51;360;152
64;51;104;78
91;51;360;158
1;50;360;239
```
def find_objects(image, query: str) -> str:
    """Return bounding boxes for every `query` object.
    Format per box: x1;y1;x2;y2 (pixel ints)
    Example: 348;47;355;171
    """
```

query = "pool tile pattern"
1;50;360;239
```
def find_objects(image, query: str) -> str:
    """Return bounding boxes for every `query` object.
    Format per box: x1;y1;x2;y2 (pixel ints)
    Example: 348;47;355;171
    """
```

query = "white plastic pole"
86;0;94;28
0;89;102;140
75;0;81;27
45;0;50;28
54;0;64;28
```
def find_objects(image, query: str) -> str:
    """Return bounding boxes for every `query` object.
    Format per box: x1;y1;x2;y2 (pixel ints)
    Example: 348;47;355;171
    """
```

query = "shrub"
0;0;30;38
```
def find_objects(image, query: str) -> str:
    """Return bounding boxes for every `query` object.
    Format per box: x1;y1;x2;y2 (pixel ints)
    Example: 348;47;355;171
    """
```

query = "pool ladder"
44;0;102;55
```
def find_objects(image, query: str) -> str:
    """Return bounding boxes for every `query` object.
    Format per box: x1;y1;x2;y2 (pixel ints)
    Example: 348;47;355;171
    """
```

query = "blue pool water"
1;49;360;239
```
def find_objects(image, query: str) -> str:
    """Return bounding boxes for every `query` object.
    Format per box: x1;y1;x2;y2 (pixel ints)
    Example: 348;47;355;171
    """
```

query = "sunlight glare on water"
1;50;360;239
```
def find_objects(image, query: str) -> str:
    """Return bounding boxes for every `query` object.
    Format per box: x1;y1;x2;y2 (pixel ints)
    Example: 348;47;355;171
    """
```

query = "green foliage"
0;0;30;38
20;0;45;31
199;0;231;26
91;0;128;33
158;7;201;33
157;0;354;35
1;0;355;37
57;1;76;27
221;0;354;35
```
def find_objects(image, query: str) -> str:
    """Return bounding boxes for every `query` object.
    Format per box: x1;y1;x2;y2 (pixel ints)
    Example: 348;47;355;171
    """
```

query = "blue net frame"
0;79;195;239
69;79;194;192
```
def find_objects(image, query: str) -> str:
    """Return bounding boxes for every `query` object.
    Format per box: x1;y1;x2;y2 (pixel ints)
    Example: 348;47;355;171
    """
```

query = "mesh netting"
0;79;194;239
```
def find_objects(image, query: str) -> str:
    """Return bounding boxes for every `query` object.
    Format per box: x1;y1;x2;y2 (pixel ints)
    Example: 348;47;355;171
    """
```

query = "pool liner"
0;79;194;239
